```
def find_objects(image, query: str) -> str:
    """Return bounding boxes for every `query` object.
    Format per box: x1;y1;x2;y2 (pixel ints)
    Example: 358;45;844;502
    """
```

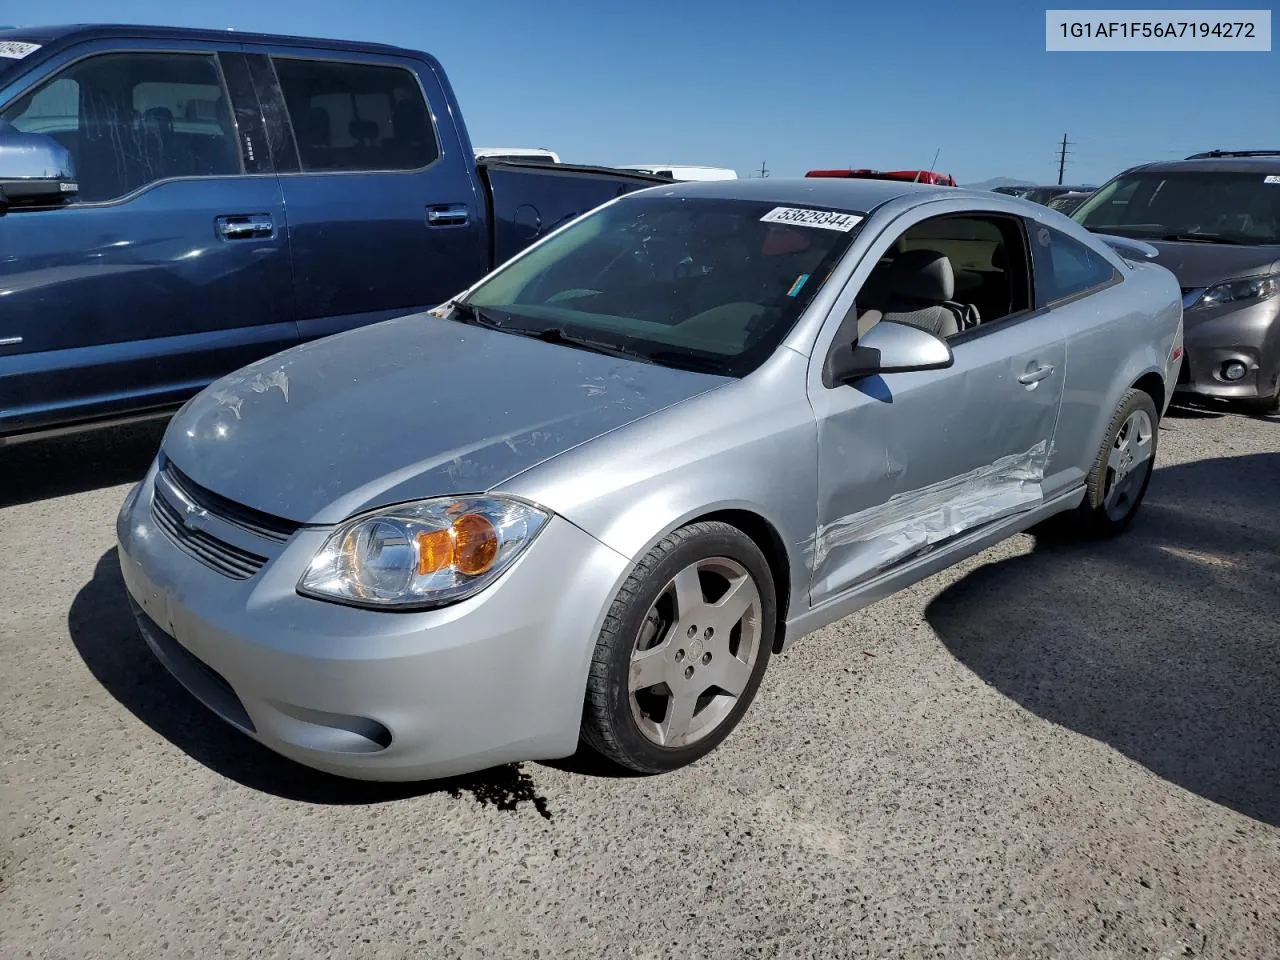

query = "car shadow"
926;452;1280;827
1164;401;1224;420
68;549;553;818
0;419;169;509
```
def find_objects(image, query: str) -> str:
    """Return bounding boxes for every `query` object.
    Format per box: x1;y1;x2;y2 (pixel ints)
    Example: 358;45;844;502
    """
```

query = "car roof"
0;23;418;57
1122;155;1280;175
633;176;974;210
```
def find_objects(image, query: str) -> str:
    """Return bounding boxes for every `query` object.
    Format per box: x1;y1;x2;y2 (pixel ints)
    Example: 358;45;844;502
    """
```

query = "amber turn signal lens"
416;528;454;575
453;513;499;575
415;513;500;577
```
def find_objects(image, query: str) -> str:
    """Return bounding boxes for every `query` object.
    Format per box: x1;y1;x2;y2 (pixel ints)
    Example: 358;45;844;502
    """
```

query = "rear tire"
1063;388;1159;539
580;521;776;775
1039;389;1162;542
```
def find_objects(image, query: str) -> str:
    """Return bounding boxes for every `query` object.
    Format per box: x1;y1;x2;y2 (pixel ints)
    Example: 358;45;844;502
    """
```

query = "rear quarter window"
1031;223;1120;306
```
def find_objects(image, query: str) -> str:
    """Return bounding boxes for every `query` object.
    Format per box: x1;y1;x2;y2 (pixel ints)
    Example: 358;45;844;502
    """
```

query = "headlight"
1194;274;1278;309
298;496;550;609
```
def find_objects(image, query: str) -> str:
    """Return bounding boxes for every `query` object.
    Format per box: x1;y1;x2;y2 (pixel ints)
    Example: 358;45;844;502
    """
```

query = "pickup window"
272;58;439;173
0;51;241;202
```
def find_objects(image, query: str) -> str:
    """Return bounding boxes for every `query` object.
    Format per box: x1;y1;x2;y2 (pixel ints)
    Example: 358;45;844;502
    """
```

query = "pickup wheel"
579;521;775;775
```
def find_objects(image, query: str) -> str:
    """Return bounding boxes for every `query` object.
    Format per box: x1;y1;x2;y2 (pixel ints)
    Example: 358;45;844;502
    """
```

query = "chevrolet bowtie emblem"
182;502;210;532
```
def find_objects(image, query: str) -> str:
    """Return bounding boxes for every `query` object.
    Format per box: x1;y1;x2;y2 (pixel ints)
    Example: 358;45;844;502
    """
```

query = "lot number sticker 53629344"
759;207;864;232
0;41;42;59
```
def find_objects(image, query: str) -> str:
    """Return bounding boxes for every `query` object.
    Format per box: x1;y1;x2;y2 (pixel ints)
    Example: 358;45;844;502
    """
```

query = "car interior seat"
876;249;972;339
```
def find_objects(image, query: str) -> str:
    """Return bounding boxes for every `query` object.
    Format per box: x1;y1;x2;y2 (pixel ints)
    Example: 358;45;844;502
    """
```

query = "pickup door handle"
426;203;469;226
215;213;274;240
1017;363;1056;385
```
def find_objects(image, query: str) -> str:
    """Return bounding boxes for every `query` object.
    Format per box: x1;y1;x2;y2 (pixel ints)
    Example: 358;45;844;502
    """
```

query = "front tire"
580;521;776;775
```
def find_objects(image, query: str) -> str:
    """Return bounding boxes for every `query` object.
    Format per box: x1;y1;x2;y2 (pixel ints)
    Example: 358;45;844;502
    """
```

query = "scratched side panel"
807;320;1067;607
806;438;1049;597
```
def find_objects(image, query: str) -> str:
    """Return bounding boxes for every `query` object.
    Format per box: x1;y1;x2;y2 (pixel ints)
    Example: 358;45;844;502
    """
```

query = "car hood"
161;314;730;525
1144;241;1280;288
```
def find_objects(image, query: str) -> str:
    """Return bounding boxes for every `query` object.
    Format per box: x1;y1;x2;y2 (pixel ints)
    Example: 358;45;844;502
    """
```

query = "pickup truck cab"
0;24;661;443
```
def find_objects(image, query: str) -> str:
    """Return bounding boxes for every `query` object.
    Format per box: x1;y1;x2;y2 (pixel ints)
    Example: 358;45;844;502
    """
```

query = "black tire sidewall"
1082;389;1159;533
593;523;777;773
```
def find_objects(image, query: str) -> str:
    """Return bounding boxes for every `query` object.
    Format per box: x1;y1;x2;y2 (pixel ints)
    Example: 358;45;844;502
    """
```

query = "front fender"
500;355;820;624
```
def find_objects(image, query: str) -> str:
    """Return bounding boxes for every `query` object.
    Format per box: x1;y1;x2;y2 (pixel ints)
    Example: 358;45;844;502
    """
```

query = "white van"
620;164;738;181
474;147;561;164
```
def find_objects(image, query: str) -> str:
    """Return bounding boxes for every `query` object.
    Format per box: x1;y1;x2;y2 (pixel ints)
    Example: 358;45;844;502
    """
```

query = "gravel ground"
1;405;1277;959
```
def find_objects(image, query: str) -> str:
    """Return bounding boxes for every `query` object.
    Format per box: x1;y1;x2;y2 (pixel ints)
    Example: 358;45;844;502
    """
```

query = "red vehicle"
805;168;958;186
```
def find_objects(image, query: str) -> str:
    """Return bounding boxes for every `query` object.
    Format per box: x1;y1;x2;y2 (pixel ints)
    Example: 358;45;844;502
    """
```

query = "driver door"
806;207;1067;606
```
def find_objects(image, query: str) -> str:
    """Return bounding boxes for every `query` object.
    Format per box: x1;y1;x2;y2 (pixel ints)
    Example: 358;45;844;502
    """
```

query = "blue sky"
3;0;1277;184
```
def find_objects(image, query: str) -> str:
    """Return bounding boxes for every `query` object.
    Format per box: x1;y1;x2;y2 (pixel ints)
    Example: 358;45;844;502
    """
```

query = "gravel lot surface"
2;405;1278;959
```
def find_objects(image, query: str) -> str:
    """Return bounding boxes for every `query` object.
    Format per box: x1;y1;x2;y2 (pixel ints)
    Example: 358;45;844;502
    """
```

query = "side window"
1031;223;1119;306
271;58;439;172
0;52;241;203
855;214;1032;339
5;77;79;135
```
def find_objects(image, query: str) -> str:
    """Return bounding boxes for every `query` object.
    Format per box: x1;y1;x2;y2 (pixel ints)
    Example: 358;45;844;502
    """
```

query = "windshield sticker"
760;207;862;232
786;274;811;297
0;41;41;59
1265;175;1280;185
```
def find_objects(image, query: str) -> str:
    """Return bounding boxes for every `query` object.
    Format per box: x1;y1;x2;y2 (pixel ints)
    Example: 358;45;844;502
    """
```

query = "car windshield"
1074;171;1280;245
458;195;864;377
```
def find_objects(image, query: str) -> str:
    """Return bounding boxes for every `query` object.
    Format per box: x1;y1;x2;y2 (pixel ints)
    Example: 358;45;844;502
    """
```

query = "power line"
1057;133;1073;185
757;160;769;178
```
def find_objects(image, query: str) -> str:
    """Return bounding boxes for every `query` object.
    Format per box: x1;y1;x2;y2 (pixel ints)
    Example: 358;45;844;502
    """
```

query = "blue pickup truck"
0;24;662;443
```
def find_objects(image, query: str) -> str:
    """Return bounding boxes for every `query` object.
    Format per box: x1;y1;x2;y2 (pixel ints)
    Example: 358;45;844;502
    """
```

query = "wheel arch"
697;508;793;655
1133;370;1166;419
613;504;798;656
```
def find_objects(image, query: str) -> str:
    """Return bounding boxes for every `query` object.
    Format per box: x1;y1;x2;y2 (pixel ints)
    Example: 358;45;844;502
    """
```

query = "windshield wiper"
1161;232;1243;245
447;301;508;329
517;326;659;365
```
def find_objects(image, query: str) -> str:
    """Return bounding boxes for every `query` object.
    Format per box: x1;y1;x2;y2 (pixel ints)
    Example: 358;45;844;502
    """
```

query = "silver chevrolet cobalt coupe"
117;178;1183;781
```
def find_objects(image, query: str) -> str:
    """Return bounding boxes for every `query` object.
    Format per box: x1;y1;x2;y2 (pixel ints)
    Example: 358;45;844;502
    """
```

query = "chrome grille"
151;484;268;580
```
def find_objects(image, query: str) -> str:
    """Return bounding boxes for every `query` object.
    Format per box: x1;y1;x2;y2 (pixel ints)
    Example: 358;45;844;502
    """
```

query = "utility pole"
757;160;769;178
1057;133;1072;185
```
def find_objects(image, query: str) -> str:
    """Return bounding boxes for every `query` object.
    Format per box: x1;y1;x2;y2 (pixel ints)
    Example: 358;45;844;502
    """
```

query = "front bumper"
115;460;631;781
1175;298;1280;403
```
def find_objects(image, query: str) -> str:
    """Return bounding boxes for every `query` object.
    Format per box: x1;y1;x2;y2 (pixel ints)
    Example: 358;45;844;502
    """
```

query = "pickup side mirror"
0;122;78;208
823;317;954;386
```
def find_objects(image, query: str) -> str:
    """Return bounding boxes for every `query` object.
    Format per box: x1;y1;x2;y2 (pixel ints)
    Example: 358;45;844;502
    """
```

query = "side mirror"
824;319;954;386
0;122;78;209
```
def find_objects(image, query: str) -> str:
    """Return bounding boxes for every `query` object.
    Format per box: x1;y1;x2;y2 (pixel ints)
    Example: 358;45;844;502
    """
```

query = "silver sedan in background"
115;178;1184;782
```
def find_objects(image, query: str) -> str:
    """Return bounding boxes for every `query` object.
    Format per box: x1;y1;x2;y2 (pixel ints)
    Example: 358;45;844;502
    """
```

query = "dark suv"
1073;151;1280;412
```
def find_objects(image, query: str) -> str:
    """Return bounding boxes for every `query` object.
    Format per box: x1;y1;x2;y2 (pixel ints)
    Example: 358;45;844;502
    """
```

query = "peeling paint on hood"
161;313;730;525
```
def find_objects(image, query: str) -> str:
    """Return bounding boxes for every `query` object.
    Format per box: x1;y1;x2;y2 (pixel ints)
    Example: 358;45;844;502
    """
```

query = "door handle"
427;203;469;226
1018;363;1055;385
215;214;274;240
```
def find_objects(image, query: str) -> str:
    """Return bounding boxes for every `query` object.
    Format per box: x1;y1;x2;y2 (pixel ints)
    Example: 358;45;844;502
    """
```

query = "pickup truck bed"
0;24;663;443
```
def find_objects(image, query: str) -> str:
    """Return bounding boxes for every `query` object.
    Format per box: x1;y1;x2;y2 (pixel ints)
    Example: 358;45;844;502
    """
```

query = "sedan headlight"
1194;274;1278;309
298;496;550;609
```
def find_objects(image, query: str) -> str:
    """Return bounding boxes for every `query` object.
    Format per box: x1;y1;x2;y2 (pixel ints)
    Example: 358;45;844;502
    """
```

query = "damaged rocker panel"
807;439;1051;592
